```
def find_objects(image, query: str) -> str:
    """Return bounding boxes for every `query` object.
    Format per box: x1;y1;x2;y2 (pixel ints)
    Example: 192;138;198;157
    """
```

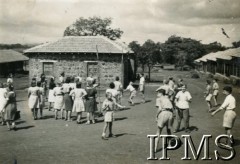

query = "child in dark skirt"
101;92;125;140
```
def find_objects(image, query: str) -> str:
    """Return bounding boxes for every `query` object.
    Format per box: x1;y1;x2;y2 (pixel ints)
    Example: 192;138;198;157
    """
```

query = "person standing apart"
205;80;213;112
101;92;125;140
114;76;123;105
85;79;98;124
0;83;8;125
212;79;219;107
139;73;146;103
28;81;41;120
174;85;192;133
155;89;174;152
211;86;236;147
4;85;17;130
53;82;64;120
70;82;87;124
124;81;137;106
48;77;56;111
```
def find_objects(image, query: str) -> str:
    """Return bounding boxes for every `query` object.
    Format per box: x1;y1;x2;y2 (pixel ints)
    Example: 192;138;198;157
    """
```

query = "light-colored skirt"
28;95;39;109
0;99;7;112
72;98;85;113
104;111;114;122
54;96;64;109
48;90;55;103
223;110;236;128
205;94;212;101
139;84;145;92
157;111;173;128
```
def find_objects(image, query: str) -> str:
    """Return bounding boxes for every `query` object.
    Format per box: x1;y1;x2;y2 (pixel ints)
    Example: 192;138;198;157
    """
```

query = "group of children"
154;77;237;151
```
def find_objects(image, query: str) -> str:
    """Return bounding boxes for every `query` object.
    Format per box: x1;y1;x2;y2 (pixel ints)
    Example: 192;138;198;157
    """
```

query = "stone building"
24;36;135;87
0;49;28;76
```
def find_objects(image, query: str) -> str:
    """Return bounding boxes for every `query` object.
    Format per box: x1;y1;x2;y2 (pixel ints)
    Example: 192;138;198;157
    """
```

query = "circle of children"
0;72;145;140
0;73;237;143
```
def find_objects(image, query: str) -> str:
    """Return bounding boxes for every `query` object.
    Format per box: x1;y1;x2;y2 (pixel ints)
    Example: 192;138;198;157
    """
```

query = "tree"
63;16;123;40
232;40;240;48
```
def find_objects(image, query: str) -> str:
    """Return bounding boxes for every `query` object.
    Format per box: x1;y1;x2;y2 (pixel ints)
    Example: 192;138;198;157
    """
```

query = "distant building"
24;36;135;87
0;49;28;76
195;48;240;84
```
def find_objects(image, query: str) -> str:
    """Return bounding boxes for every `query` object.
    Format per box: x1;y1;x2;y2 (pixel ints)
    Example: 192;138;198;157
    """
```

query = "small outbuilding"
24;36;135;87
0;49;29;76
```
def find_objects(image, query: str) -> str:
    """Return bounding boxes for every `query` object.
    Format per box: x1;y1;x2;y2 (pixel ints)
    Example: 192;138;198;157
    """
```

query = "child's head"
206;80;211;85
31;81;36;87
76;82;82;88
157;89;166;96
106;92;113;99
223;86;232;95
109;82;115;89
8;85;14;91
213;79;217;83
115;76;120;81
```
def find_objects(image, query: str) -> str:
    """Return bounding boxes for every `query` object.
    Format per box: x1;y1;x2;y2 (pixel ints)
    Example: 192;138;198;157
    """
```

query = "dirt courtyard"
0;71;240;164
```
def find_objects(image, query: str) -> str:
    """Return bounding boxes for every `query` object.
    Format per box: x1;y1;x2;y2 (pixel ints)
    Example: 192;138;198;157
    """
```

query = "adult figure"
37;81;45;119
212;79;219;107
62;77;73;120
174;85;192;133
155;89;174;152
28;81;41;120
114;76;123;105
53;82;64;120
0;83;8;125
70;82;87;124
212;86;236;147
4;85;17;130
85;79;98;124
205;80;213;112
139;73;146;103
48;77;56;111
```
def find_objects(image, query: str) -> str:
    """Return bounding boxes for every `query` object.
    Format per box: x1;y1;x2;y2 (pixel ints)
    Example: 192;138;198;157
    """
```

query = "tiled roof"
0;49;29;63
24;36;133;54
194;48;240;62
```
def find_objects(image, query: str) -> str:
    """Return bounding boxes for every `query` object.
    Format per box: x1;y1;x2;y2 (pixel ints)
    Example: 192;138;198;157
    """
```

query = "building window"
43;62;54;76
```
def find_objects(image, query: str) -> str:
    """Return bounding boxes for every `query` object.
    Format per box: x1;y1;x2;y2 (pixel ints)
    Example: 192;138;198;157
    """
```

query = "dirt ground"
0;71;240;164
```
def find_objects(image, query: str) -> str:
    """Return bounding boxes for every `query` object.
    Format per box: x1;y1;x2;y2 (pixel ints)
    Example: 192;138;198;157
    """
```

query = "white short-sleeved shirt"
114;81;122;91
139;77;145;85
106;89;118;97
220;94;236;110
175;91;192;109
126;85;135;92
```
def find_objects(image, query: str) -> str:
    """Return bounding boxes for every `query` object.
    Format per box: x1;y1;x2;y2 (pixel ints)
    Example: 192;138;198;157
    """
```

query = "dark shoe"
101;136;108;140
185;129;190;133
109;134;117;138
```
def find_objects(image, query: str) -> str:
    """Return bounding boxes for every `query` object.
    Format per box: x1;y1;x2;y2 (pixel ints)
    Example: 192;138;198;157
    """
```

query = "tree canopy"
63;16;123;40
129;35;227;71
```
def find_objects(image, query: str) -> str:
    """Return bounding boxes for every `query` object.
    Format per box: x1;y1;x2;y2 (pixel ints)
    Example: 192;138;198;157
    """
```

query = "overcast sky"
0;0;239;46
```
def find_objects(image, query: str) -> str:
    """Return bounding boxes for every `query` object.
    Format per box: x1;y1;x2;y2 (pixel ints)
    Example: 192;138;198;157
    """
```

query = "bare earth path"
0;73;240;164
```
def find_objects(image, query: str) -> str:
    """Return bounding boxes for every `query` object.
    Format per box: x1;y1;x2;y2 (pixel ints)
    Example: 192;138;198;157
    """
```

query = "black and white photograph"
0;0;240;163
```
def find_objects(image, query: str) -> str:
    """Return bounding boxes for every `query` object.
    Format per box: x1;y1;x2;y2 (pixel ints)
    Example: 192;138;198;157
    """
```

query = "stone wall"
28;53;133;87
